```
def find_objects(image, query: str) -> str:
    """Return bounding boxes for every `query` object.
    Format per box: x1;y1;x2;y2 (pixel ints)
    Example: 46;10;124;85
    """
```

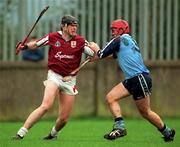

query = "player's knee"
40;104;52;113
105;93;114;104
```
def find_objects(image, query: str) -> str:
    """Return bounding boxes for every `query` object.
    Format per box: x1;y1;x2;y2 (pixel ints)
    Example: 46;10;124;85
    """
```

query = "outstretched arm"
16;35;49;54
96;37;120;58
15;40;38;55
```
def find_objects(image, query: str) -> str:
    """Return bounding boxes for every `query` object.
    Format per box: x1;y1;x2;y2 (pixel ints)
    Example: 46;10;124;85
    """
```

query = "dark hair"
61;15;78;26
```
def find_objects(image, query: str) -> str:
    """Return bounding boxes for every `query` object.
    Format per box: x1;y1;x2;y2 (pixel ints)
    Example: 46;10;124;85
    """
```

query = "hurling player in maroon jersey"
13;15;95;140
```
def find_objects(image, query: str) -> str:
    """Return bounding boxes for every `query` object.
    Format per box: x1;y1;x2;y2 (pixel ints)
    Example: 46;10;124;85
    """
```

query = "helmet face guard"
111;19;130;34
61;15;78;26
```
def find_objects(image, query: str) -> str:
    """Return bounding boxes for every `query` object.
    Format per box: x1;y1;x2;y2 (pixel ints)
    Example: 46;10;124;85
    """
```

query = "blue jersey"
97;34;149;79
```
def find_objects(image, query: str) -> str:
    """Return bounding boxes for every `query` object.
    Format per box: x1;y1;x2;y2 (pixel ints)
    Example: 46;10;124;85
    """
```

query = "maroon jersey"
36;31;85;76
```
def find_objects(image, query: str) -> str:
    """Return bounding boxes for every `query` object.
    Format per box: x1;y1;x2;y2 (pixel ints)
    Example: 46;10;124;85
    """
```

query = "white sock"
50;126;58;137
17;127;28;138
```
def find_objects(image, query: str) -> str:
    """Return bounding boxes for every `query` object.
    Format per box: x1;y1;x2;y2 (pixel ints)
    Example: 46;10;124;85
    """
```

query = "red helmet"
111;19;130;34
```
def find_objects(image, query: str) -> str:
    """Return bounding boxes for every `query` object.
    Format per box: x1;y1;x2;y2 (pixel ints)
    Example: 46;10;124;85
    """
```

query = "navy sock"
158;124;166;132
114;117;123;122
114;117;125;129
158;124;171;137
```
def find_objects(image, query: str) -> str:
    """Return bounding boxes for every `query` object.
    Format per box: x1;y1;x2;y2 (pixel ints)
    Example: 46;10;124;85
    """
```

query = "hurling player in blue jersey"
90;19;175;142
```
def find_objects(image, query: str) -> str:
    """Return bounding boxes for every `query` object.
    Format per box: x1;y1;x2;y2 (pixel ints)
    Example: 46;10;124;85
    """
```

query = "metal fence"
0;0;179;61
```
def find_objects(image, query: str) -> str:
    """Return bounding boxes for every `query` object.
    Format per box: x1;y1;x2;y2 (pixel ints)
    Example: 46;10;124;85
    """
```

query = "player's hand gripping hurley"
15;6;49;55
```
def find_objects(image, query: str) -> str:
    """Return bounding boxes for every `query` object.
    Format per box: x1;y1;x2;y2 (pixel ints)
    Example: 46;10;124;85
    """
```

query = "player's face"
111;28;123;38
67;24;78;37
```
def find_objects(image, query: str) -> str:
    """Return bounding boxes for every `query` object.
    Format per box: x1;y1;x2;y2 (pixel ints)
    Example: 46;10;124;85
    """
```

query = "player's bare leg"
13;80;58;139
104;83;130;140
43;92;75;140
135;96;175;142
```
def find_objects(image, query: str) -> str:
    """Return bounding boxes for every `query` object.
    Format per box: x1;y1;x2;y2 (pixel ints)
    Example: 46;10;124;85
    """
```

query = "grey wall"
0;61;180;121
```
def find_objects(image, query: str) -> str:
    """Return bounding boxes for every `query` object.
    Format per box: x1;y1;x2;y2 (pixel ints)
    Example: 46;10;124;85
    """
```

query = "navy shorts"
122;73;152;100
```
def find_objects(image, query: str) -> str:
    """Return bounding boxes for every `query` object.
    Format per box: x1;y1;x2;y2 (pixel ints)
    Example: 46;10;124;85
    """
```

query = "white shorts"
43;70;78;95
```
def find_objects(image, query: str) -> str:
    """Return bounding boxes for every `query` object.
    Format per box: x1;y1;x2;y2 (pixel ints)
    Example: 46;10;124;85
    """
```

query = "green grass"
0;118;179;147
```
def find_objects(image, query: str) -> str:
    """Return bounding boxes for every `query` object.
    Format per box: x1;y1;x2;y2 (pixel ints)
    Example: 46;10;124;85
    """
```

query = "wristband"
22;45;29;50
97;50;102;58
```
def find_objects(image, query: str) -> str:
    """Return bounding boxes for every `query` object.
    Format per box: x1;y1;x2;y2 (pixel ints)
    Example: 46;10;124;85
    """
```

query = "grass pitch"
0;118;179;147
